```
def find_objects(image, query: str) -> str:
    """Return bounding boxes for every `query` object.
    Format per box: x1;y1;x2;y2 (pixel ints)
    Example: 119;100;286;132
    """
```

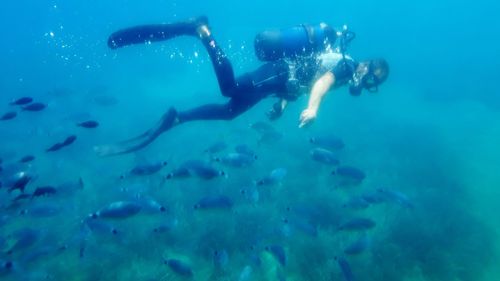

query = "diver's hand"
299;108;317;128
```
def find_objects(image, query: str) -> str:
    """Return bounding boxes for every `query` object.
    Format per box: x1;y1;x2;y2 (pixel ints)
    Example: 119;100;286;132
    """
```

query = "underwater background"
0;0;499;280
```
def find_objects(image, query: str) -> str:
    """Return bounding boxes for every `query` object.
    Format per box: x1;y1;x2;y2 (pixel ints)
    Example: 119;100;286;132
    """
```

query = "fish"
31;186;57;198
333;166;366;181
46;135;77;152
19;155;35;163
240;186;260;204
129;161;167;176
164;166;191;180
90;201;142;219
21;102;46;112
265;245;286;266
376;188;414;209
0;112;17;121
256;168;287;186
20;203;61;218
7;172;32;193
215;152;257;168
0;260;14;276
77;120;99;128
343;196;370;210
5;227;40;255
9;97;33;106
258;130;283;144
310;147;340;165
344;234;370;255
164;258;193;277
250;121;276;134
56;178;84;197
182;160;225;180
234;144;257;157
213;249;229;272
336;257;355;281
338;218;376;231
152;218;178;234
238;265;253;281
204;141;227;154
83;218;119;236
194;195;233;210
309;135;344;150
122;161;167;178
135;195;168;214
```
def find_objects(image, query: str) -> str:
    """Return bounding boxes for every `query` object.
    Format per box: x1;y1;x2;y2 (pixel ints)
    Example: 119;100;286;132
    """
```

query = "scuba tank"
254;23;337;61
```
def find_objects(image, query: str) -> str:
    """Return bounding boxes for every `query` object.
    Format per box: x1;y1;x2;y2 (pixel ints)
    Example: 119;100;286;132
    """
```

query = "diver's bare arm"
299;71;335;127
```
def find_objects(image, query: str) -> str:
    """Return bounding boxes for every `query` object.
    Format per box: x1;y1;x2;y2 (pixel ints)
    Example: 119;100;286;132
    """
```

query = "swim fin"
94;107;178;156
108;16;208;49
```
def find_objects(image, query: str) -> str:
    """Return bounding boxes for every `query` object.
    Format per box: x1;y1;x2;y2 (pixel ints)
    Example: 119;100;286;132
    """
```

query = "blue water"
0;0;499;280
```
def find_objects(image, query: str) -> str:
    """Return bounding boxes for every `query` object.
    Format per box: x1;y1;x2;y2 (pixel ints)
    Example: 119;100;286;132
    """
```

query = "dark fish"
0;260;14;276
265;245;286;266
182;160;225;180
338;218;376;231
376;188;414;209
309;135;344;150
21;102;46;112
213;249;229;272
77;120;99;128
250;121;275;134
56;178;84;197
215;152;257;168
256;168;287;186
7;172;32;193
125;161;167;177
258;130;283;144
194;195;233;210
0;112;16;121
90;201;142;219
332;166;366;187
83;218;119;235
19;155;35;163
361;192;388;204
205;141;227;154
343;196;370;210
164;167;191;180
136;195;167;214
234;144;256;157
153;218;178;234
336;257;354;281
12;193;31;202
344;235;370;255
31;186;57;198
5;228;40;255
21;203;61;218
46;143;64;152
62;135;77;146
310;147;340;165
46;135;77;152
164;259;193;277
10;97;33;105
287;218;318;237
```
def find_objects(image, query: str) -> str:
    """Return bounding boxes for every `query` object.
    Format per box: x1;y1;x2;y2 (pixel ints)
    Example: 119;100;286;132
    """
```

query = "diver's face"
356;62;381;93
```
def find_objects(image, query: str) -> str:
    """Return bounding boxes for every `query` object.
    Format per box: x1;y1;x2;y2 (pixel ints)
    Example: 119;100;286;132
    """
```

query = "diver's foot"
162;107;179;130
184;16;210;37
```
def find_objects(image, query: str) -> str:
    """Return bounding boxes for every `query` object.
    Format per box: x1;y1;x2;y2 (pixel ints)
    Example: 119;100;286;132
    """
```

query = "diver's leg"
196;26;238;97
94;96;264;157
177;96;262;122
108;16;208;49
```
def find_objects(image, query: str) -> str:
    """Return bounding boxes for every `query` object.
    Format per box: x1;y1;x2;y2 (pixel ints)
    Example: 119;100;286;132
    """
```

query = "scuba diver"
96;16;389;156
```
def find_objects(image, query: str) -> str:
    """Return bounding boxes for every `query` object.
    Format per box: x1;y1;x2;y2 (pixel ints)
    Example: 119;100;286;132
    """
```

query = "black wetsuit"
100;18;357;156
176;33;356;123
